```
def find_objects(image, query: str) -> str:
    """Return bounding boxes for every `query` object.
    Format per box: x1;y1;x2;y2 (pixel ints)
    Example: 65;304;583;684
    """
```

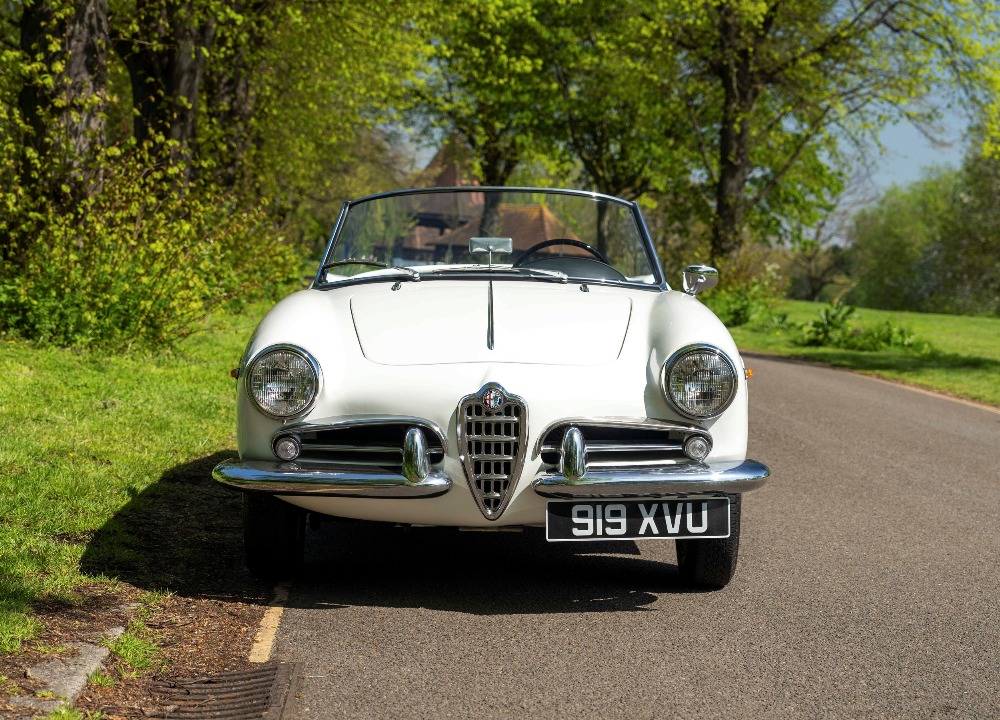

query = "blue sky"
870;112;968;190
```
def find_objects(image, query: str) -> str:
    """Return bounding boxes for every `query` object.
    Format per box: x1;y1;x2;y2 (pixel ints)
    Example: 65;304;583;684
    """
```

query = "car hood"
350;281;633;365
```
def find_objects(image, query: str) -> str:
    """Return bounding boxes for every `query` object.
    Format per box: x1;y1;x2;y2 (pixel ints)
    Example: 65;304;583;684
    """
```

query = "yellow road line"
249;582;291;663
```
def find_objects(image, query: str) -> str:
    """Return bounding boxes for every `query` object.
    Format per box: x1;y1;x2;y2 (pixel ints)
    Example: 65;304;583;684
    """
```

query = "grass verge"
0;303;265;654
731;300;1000;407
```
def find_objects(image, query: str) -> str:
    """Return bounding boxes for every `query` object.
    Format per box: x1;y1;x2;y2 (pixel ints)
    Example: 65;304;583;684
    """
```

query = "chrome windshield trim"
533;417;707;457
532;459;770;498
276;415;449;455
214;459;451;498
341;185;635;207
313;200;349;287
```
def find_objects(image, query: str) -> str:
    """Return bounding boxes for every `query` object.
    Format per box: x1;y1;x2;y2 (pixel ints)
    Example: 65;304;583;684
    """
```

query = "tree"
937;136;1000;315
16;0;109;199
536;0;692;255
642;0;1000;262
414;0;557;233
847;167;959;311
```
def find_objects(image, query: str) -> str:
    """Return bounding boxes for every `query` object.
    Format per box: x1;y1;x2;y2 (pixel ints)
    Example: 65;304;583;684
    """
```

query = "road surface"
270;356;1000;718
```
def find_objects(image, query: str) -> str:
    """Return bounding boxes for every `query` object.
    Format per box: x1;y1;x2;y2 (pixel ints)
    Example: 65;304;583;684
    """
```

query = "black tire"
243;493;306;581
676;494;741;589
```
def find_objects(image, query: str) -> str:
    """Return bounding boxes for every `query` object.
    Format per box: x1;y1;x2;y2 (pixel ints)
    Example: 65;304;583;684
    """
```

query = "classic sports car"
214;187;769;588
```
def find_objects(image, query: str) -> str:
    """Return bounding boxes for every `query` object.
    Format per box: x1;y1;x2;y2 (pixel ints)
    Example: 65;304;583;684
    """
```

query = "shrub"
703;246;788;328
799;299;856;346
796;301;934;353
0;155;300;351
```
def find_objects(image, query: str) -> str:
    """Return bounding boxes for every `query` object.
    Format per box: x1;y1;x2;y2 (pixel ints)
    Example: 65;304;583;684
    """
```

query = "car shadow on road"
79;451;271;605
80;452;713;613
289;521;710;616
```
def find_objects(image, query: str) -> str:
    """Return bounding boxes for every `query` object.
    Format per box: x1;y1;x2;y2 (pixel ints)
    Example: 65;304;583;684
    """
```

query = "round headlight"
661;345;738;419
247;346;319;418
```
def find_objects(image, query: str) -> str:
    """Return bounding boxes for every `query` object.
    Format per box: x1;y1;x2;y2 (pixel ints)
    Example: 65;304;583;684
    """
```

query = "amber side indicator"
230;368;239;379
746;368;754;379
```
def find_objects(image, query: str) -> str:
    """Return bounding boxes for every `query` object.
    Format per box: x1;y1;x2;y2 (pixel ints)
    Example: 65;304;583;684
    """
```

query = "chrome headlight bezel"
245;344;321;420
660;344;739;420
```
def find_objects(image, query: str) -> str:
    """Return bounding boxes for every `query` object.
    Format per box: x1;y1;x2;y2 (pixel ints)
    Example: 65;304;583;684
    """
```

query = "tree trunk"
202;1;270;187
114;0;216;169
710;3;757;263
16;0;108;193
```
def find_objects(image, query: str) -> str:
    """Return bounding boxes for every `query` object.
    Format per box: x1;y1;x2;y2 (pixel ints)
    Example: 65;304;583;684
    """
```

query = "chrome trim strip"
274;415;448;456
213;459;450;498
487;280;495;350
314;200;350;287
542;443;685;454
533;417;706;457
532;459;770;498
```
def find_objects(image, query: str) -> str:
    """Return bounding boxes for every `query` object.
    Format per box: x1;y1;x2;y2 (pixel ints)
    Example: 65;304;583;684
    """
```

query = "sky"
869;111;968;190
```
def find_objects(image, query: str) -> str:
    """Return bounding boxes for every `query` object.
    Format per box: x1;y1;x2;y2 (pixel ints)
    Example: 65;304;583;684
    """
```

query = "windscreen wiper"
321;258;420;281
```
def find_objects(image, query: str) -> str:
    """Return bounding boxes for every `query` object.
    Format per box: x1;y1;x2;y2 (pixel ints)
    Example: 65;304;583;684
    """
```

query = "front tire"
243;493;306;581
676;494;741;589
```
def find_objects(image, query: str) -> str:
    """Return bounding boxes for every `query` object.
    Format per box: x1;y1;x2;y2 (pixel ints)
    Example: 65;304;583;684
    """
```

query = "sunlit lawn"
731;300;1000;407
0;304;265;653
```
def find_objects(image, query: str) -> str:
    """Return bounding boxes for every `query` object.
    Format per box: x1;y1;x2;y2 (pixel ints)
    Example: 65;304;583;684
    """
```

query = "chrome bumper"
213;459;451;498
531;459;770;498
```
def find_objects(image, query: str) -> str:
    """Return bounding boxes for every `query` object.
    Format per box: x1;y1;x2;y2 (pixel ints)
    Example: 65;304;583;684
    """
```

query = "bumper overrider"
213;458;769;499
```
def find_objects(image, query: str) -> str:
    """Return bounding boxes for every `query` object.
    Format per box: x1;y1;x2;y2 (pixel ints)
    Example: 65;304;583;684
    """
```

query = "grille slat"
459;385;527;520
293;423;445;471
539;422;704;468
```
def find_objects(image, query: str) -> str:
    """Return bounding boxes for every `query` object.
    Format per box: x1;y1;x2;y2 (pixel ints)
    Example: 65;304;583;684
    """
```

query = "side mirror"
470;237;512;268
682;265;719;297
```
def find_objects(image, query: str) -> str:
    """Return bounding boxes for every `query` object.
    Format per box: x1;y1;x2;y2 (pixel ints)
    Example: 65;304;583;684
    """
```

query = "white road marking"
249;582;291;663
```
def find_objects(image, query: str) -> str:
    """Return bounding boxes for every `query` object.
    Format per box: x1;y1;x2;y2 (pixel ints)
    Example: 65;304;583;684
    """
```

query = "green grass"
0;304;266;653
731;300;1000;407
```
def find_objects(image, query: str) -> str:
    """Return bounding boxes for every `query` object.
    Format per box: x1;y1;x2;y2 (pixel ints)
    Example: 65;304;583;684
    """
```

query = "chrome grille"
538;420;707;468
459;384;527;520
276;420;445;473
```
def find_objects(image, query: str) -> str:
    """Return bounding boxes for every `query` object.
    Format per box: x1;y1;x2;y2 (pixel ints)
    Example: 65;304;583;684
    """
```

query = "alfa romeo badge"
481;387;505;410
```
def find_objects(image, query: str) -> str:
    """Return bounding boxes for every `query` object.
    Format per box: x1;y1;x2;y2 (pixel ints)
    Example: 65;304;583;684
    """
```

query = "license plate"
545;498;731;542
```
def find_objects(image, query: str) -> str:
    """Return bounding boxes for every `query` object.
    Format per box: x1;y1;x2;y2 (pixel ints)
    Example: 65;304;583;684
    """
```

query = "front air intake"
458;384;528;520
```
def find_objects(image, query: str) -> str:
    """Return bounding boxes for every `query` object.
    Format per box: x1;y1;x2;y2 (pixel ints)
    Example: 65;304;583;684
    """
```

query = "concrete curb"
9;626;124;712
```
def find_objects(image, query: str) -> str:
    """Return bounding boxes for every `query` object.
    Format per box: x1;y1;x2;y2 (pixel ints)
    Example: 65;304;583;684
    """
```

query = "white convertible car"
215;187;769;588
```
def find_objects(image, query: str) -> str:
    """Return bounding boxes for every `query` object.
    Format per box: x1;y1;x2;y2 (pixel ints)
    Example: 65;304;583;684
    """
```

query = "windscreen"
324;188;658;285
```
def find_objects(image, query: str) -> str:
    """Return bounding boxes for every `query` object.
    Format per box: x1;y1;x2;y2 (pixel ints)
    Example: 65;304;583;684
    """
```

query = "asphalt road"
271;356;1000;719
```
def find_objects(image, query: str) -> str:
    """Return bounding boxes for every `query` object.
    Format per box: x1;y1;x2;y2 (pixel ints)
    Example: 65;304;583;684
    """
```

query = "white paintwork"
351;282;631;365
235;276;751;528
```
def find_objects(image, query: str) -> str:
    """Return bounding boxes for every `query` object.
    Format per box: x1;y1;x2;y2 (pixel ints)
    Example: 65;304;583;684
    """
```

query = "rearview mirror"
682;265;719;297
470;237;513;268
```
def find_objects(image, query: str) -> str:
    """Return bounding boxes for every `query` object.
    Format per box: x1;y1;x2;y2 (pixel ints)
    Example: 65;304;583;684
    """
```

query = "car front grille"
459;384;527;520
286;421;445;473
538;420;706;469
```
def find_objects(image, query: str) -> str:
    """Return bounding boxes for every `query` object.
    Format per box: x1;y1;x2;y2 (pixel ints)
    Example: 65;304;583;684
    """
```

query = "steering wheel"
513;238;612;267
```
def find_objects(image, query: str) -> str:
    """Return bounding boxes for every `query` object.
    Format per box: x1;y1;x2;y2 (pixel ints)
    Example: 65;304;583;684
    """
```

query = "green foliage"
848;167;959;312
730;300;1000;407
797;300;932;353
799;300;857;347
847;139;1000;317
0;152;298;351
105;622;160;673
703;246;788;327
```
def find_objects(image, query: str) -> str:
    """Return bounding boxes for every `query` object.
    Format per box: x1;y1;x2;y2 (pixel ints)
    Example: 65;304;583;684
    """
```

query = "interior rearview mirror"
470;237;513;268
